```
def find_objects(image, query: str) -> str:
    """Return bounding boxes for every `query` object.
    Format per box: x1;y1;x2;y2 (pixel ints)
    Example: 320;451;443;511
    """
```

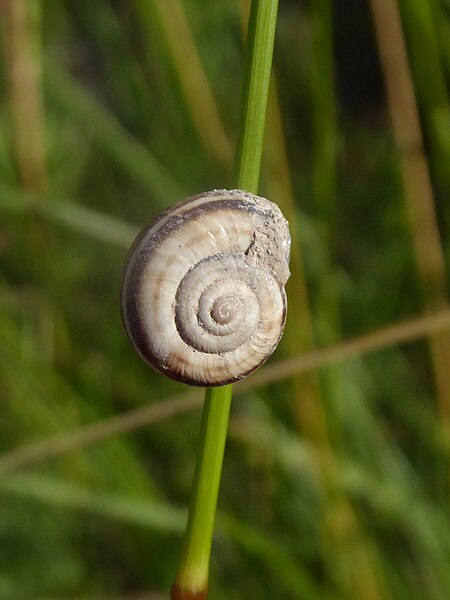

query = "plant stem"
171;1;279;598
236;0;280;194
171;386;232;600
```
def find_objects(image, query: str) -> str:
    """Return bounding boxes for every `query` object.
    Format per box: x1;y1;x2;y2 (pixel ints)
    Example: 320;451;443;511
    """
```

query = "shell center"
211;295;240;325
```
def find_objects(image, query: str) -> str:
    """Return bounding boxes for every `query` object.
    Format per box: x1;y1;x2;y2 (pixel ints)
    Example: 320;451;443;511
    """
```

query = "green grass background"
1;1;450;599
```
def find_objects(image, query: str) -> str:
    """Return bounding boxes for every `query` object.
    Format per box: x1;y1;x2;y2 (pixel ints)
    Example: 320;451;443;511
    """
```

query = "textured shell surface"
121;189;291;386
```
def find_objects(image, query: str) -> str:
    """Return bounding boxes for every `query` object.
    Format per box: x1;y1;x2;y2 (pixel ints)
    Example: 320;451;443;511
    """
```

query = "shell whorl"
121;189;290;386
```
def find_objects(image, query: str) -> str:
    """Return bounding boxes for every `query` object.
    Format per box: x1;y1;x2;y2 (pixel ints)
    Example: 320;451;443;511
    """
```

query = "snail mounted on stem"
121;189;290;386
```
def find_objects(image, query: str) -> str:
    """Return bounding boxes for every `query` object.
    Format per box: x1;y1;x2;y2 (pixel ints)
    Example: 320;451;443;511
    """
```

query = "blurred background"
1;0;450;598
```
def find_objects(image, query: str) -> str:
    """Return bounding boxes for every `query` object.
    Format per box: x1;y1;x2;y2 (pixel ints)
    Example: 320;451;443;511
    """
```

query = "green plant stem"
236;0;280;194
171;1;279;598
171;386;232;599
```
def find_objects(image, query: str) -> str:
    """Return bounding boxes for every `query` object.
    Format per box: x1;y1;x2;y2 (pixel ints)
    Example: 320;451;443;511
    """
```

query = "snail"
121;189;290;386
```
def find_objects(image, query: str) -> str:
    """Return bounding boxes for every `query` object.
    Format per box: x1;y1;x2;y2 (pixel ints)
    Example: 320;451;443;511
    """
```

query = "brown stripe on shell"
121;201;258;349
143;199;270;255
121;199;256;314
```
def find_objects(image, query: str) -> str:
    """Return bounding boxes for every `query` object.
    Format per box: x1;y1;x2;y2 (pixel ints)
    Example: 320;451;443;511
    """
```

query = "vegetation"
1;1;450;599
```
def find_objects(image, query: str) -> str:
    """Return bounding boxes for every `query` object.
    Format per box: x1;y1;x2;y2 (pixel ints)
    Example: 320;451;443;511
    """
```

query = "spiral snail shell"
121;189;290;386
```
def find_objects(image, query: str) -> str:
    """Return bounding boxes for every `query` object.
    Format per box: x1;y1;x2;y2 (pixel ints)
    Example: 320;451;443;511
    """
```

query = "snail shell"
121;189;290;386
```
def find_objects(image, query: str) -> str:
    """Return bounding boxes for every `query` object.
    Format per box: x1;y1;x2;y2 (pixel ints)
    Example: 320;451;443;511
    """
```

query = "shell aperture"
121;189;291;386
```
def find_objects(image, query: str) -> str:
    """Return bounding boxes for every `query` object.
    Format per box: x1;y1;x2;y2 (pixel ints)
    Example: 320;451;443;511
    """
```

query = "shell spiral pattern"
121;189;291;386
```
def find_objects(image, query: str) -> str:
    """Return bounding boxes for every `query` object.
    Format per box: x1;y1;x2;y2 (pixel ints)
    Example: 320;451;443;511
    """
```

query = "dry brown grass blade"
239;0;323;440
3;0;46;193
369;0;450;420
147;0;233;168
251;308;450;388
2;0;59;362
273;2;384;595
1;309;450;473
264;73;324;435
0;392;203;473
